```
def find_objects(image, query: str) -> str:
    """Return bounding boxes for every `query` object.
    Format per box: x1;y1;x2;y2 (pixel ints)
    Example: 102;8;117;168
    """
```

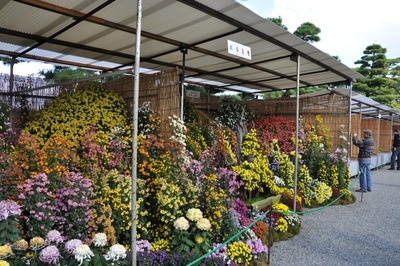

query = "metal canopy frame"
332;88;400;124
1;0;397;134
0;0;363;94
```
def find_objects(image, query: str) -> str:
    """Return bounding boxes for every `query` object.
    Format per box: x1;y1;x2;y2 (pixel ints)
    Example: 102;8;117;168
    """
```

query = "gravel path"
269;167;400;266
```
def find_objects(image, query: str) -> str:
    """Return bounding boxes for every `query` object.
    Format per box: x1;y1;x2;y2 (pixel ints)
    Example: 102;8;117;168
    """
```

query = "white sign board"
186;90;201;98
227;39;252;60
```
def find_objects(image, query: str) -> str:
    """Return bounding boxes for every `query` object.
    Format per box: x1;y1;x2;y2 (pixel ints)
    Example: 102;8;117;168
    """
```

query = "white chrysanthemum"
104;244;127;261
73;244;94;266
273;175;285;187
173;217;190;231
186;208;203;222
92;233;107;247
196;218;211;231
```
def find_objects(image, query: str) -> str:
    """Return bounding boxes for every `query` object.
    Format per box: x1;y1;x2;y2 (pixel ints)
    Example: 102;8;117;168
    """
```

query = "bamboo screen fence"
2;69;394;161
104;68;180;137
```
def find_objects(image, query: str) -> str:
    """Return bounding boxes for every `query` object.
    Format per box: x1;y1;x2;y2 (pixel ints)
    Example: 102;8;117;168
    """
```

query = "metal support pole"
180;46;187;121
293;54;300;211
347;82;352;166
9;58;15;129
377;110;381;168
267;210;273;265
131;0;142;265
390;114;394;143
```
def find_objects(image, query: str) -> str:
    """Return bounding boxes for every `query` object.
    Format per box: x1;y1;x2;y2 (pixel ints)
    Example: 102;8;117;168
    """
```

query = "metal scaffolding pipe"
131;0;142;265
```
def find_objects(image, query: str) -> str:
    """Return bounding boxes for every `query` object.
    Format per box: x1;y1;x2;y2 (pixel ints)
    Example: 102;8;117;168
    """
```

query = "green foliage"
302;115;332;182
0;208;21;245
138;101;160;136
185;84;222;95
268;16;288;30
233;129;275;199
293;22;321;43
0;56;24;65
100;171;132;245
0;97;10;132
39;66;98;83
184;99;214;158
215;97;249;131
262;86;327;99
353;44;399;107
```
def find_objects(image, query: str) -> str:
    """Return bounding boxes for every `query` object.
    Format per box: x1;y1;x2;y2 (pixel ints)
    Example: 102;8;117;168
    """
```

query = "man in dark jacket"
352;130;375;192
389;129;400;170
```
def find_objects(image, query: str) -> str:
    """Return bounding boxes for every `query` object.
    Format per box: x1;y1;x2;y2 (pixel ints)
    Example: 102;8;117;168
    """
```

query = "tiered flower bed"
0;84;355;265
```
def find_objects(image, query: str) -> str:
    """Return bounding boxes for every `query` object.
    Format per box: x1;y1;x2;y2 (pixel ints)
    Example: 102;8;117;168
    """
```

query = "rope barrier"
187;168;365;266
186;209;272;266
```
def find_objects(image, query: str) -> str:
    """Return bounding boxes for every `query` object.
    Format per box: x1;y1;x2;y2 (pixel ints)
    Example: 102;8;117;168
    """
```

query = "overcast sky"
241;0;400;68
1;0;399;76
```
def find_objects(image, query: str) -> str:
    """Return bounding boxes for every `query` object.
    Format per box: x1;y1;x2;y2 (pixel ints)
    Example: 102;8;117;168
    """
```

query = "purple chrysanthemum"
246;239;268;259
45;230;64;245
0;200;21;221
39;245;60;265
136;240;152;252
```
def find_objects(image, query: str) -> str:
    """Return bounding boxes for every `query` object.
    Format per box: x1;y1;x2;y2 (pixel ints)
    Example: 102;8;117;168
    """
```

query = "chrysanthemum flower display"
18;173;57;239
45;230;64;245
39;245;60;265
172;208;213;254
314;181;333;204
0;200;22;245
0;73;360;265
73;244;94;265
274;217;289;233
55;172;93;241
13;239;28;251
0;200;21;220
226;241;253;265
246;239;268;260
29;237;45;249
0;260;9;266
186;208;203;222
173;217;190;231
196;218;211;231
136;239;152;252
104;244;126;261
24;84;129;149
92;233;108;247
64;239;83;254
0;245;13;258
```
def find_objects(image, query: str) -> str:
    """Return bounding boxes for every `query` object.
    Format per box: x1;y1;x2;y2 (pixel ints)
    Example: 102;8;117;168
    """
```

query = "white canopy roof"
0;0;363;93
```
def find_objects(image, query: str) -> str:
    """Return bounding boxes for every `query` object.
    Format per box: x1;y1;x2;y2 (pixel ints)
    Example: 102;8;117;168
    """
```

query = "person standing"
352;130;375;192
389;129;400;170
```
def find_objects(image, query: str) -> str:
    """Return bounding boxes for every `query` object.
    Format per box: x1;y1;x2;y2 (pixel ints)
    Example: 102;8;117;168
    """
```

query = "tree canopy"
293;22;321;43
353;44;400;108
267;16;288;30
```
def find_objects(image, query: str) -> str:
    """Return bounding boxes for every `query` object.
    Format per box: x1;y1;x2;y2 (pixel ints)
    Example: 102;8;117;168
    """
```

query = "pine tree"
353;44;398;107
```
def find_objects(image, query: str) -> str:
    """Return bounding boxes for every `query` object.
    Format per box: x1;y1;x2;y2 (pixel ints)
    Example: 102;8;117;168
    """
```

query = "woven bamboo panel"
186;94;220;113
244;92;349;115
362;118;391;153
350;116;392;159
302;114;349;152
104;68;181;136
362;118;380;155
350;115;361;158
379;120;391;152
